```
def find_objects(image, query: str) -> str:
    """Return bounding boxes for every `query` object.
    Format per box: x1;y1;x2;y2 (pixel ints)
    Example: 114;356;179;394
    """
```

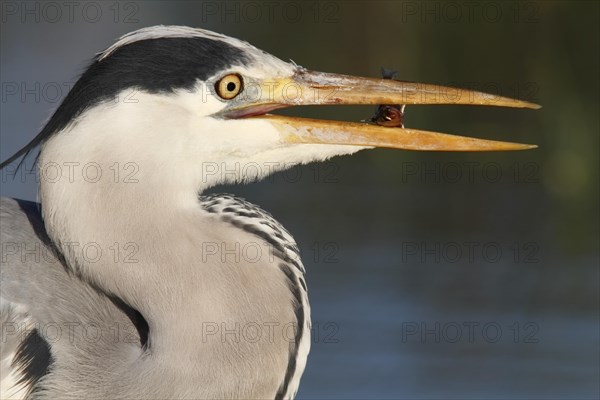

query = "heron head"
3;25;538;204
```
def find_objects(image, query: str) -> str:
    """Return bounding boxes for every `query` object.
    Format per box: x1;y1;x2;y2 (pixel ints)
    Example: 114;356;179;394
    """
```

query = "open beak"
221;69;540;151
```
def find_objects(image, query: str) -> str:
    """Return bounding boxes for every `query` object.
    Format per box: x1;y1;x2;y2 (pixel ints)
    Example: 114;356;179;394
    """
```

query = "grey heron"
0;26;539;399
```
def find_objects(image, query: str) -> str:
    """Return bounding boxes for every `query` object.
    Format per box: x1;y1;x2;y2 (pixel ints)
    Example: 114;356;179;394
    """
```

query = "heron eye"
215;74;243;100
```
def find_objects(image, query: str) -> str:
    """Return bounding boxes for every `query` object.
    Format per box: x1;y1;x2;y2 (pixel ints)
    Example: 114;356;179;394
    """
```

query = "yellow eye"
215;74;243;100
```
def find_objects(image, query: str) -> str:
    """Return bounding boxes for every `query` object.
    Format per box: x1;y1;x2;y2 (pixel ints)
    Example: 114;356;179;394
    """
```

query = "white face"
39;51;367;204
38;64;366;213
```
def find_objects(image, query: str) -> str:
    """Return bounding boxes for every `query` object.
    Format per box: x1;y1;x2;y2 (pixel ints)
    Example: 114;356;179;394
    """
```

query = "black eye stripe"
0;36;252;167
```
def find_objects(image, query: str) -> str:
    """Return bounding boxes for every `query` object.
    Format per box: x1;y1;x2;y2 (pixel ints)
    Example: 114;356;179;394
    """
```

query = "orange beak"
225;68;539;151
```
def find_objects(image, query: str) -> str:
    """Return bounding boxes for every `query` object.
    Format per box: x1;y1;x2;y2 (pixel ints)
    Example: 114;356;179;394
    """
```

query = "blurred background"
1;1;598;398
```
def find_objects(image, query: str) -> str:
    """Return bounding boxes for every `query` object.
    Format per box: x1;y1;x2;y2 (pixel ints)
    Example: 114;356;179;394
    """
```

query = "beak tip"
514;143;538;150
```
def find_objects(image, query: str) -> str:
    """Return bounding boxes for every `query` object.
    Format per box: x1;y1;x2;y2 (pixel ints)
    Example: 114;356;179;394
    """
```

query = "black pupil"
226;82;236;92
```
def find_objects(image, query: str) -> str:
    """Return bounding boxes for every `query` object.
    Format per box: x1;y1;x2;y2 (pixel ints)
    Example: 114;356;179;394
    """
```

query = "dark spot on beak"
371;105;404;127
370;67;405;128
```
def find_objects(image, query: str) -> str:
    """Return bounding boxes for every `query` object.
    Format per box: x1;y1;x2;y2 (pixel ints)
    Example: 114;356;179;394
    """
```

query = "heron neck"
33;93;302;397
37;176;294;397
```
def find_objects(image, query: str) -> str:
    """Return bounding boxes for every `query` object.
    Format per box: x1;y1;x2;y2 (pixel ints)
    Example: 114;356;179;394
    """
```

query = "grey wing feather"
1;197;143;399
1;197;56;399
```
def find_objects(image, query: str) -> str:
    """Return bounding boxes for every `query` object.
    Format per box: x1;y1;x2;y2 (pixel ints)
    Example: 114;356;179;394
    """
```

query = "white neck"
36;92;344;397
